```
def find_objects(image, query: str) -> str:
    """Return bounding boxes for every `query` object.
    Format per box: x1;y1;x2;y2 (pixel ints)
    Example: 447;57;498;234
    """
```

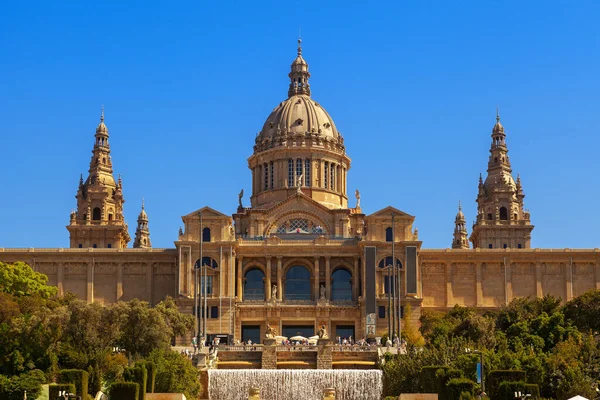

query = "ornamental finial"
101;105;105;123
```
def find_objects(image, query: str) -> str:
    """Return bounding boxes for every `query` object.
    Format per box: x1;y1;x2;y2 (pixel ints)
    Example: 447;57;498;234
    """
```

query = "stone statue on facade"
265;324;277;338
320;284;326;300
238;189;244;208
271;284;277;300
296;174;303;193
317;324;328;339
355;189;361;209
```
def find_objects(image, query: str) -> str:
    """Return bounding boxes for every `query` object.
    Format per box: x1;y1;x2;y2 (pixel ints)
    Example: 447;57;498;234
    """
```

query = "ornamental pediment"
182;206;230;220
368;206;414;220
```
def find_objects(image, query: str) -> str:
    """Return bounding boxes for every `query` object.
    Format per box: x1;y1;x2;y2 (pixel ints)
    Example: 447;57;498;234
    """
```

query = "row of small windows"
378;305;404;319
488;243;523;249
78;243;112;248
485;207;518;221
286;158;312;188
258;159;347;192
193;305;219;318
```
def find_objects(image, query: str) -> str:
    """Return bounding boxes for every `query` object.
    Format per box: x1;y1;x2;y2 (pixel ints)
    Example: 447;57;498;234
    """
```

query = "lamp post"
466;348;485;395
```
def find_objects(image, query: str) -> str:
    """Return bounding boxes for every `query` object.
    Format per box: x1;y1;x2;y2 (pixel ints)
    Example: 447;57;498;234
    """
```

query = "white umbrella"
290;335;307;341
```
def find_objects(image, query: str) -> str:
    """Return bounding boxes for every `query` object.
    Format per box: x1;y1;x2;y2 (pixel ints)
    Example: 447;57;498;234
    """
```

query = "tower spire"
134;198;151;248
67;109;130;249
452;201;469;249
288;38;311;97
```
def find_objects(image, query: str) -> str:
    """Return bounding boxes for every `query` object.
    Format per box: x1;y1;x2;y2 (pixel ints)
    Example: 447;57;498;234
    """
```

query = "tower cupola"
134;199;151;248
288;39;311;97
452;201;469;249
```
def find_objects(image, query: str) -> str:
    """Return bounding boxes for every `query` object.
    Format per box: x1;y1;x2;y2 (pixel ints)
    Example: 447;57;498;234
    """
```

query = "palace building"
1;41;599;345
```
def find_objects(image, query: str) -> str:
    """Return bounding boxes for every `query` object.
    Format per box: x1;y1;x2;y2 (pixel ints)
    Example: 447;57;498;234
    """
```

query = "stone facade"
1;42;599;346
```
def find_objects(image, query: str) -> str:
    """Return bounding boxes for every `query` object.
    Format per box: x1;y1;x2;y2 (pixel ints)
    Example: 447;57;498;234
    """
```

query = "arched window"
378;257;402;269
92;207;101;220
324;162;329;189
196;257;218;269
270;161;274;189
264;163;268;190
331;268;352;301
296;159;302;184
385;227;393;242
244;268;265;300
202;227;211;242
285;265;311;300
499;207;508;220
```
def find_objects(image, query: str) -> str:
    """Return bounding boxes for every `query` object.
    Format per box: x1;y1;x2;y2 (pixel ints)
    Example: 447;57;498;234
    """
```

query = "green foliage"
419;365;449;392
58;369;89;399
0;369;46;400
144;349;201;400
134;361;155;393
564;288;600;334
488;370;526;400
445;378;475;400
437;369;464;400
496;381;538;400
109;382;139;400
49;383;76;400
123;366;147;400
0;262;58;299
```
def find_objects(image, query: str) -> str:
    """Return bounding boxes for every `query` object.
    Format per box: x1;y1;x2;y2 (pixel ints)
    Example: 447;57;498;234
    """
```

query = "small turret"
133;199;152;248
452;201;470;249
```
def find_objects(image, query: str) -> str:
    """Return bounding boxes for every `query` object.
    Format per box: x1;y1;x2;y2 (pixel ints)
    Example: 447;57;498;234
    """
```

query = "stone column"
535;263;543;297
266;257;272;300
505;260;512;305
146;262;153;304
277;257;283;301
314;257;320;301
565;259;573;302
352;257;359;300
237;257;243;301
87;260;94;304
57;263;64;297
325;256;331;300
595;262;600;290
117;263;123;301
445;263;453;307
475;263;483;307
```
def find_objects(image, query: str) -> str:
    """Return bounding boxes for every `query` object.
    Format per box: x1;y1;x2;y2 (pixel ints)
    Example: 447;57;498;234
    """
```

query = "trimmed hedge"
438;369;463;400
49;383;76;400
109;382;139;400
58;369;89;399
446;378;476;400
419;365;449;392
497;381;540;400
123;366;147;400
134;361;156;393
488;370;526;400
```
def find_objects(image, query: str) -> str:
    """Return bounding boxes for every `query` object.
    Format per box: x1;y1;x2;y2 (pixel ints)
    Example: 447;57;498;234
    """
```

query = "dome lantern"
288;39;311;98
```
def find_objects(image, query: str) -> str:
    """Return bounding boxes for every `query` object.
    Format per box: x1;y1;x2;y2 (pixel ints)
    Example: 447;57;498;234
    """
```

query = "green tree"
144;349;201;400
0;262;58;298
564;289;600;334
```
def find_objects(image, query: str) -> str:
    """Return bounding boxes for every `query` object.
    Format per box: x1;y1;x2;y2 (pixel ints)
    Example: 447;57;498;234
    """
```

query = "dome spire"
288;38;311;97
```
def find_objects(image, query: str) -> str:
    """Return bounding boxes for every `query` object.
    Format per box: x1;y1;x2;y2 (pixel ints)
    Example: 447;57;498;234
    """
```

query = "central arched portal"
284;265;311;300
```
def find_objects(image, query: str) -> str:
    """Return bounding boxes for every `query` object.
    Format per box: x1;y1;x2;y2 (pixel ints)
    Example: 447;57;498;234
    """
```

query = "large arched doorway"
244;268;265;301
284;265;311;300
331;268;352;301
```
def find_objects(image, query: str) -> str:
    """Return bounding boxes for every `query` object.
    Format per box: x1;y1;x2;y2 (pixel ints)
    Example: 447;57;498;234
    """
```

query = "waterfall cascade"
208;369;382;400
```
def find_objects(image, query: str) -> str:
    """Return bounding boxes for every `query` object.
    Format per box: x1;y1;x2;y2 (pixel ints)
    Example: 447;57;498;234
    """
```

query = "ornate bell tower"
66;108;131;248
452;202;469;249
470;110;533;249
133;199;152;248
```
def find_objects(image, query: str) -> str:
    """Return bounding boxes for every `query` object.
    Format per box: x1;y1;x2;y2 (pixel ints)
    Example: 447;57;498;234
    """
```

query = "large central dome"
259;94;339;141
247;40;351;210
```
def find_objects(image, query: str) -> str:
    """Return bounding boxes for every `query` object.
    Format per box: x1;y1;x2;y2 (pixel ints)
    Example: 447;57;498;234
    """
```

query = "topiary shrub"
488;370;526;400
109;382;139;400
437;369;463;400
446;378;476;400
123;366;147;400
134;361;156;393
419;365;449;392
49;383;76;400
58;369;89;399
525;384;540;399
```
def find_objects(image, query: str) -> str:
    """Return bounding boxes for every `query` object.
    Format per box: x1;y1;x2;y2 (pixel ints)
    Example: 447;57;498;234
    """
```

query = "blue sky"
0;0;599;249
